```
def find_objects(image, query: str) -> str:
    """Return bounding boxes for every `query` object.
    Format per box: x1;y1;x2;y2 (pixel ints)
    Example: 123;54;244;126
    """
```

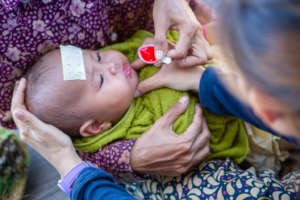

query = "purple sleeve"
78;139;144;182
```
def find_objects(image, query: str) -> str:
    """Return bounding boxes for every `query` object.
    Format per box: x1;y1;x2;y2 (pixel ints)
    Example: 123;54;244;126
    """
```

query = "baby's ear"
79;120;111;137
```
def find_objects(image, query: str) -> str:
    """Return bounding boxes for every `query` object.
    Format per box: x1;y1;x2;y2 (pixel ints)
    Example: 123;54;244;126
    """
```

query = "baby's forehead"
42;49;62;69
41;49;86;87
41;48;102;85
43;48;92;78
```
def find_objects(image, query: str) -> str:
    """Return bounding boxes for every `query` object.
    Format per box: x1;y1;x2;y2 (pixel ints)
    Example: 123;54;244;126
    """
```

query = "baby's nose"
108;63;117;75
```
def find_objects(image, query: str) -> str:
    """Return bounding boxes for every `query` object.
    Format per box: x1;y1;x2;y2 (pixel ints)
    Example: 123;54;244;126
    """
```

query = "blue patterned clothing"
123;158;300;200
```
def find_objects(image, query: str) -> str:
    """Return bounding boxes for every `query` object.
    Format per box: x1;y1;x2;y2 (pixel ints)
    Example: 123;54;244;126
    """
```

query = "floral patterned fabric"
0;0;154;129
78;138;144;182
123;158;300;200
0;0;153;181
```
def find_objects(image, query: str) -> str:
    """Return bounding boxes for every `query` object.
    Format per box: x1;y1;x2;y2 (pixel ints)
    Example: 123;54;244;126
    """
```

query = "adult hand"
131;96;211;176
134;61;204;97
152;0;212;67
11;78;82;177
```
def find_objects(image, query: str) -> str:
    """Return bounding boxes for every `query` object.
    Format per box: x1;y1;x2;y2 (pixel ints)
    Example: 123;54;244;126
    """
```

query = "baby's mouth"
123;64;132;79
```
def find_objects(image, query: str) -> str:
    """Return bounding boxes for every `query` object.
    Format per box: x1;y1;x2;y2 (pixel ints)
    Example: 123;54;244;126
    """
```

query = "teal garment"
73;30;250;164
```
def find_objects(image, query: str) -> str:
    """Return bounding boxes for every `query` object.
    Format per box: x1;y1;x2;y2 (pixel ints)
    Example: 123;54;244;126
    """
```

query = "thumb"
135;74;164;97
14;109;45;131
161;96;190;127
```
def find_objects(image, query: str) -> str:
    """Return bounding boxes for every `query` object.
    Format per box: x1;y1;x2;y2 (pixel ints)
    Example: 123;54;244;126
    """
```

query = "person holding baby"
6;0;300;199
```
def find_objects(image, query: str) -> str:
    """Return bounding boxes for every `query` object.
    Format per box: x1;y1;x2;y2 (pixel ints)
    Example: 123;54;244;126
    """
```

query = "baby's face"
48;49;138;124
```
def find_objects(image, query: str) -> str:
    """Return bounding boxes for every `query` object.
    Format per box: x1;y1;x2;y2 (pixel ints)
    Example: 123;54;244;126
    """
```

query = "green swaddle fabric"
73;30;250;163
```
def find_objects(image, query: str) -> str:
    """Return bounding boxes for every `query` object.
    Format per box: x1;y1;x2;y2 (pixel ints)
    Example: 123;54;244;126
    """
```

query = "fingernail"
134;90;140;98
155;50;163;60
179;96;189;106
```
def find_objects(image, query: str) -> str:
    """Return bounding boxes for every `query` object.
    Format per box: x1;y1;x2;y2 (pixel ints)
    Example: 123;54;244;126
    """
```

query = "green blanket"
73;30;250;163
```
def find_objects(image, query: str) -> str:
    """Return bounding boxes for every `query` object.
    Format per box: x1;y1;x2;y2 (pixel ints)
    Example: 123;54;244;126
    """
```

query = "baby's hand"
135;61;204;97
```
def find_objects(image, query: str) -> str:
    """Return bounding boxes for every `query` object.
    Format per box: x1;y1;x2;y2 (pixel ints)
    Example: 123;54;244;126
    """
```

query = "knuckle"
204;146;211;156
180;141;192;152
176;167;187;175
179;58;189;67
199;53;208;62
155;117;167;128
183;154;193;164
204;129;211;140
186;23;199;35
193;116;202;128
173;101;186;111
177;51;186;58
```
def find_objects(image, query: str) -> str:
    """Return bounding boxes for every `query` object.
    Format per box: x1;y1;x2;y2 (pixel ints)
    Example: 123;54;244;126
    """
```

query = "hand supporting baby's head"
25;50;85;136
25;48;138;137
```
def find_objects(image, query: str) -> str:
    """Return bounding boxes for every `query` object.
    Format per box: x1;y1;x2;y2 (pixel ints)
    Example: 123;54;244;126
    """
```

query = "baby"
25;30;249;159
24;28;299;200
25;48;138;138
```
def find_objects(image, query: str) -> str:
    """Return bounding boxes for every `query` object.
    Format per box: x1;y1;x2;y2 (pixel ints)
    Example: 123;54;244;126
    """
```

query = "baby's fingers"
135;72;165;97
131;59;146;70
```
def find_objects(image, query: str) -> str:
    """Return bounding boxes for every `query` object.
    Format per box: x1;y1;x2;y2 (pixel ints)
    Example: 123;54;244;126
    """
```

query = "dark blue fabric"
199;66;298;145
71;167;134;200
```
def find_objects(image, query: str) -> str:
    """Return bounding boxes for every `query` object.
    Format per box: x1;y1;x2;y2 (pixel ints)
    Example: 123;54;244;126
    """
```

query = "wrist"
50;149;82;178
58;160;94;196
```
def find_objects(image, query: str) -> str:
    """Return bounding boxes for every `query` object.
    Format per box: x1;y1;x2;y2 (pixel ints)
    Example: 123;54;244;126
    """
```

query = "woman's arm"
199;67;298;145
71;167;134;200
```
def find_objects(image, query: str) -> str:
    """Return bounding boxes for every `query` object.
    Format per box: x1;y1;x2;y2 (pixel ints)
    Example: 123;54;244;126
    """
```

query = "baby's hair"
220;0;300;124
25;50;83;136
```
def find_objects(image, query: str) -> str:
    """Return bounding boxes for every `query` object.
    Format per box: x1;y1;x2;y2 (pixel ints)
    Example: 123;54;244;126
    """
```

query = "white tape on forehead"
60;45;86;80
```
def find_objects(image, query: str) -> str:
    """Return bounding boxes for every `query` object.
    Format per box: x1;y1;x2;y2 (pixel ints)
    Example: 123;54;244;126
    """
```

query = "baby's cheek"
111;88;133;108
109;97;132;121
